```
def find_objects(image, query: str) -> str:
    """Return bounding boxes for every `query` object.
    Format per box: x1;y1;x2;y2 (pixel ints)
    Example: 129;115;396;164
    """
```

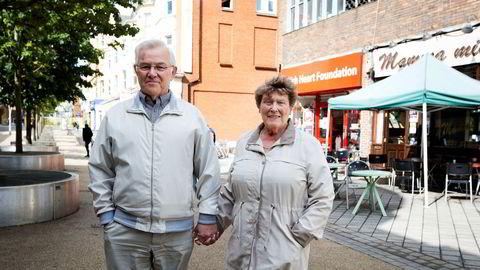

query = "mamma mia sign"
372;27;480;77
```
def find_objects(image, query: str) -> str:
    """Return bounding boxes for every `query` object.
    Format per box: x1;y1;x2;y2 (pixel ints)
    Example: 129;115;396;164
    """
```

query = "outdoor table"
328;163;346;170
329;163;346;198
351;170;392;216
328;163;346;179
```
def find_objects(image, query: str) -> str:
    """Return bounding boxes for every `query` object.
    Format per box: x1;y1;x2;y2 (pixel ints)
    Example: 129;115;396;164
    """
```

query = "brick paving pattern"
328;176;480;269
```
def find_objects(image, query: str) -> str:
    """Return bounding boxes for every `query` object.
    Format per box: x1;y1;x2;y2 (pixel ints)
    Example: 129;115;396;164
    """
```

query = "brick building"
186;0;279;141
278;0;480;163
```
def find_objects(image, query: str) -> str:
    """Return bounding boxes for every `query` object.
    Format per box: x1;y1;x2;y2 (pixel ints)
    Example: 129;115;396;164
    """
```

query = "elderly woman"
217;76;334;269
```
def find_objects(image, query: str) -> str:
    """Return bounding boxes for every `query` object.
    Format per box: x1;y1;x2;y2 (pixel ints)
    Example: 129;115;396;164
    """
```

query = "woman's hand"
193;223;220;246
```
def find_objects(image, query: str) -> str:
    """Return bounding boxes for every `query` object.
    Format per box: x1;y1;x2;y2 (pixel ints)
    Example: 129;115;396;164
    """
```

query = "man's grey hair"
134;39;176;66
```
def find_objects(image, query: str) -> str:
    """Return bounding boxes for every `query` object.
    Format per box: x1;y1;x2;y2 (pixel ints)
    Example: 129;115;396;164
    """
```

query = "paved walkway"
4;128;480;269
0;128;399;269
329;175;480;269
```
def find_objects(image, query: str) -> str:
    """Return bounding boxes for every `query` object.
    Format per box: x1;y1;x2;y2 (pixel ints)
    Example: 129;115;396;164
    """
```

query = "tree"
0;0;140;152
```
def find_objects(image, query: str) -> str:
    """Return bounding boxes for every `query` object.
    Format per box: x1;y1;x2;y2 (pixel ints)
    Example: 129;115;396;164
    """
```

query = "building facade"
83;0;279;142
279;0;480;163
187;0;279;140
84;0;191;130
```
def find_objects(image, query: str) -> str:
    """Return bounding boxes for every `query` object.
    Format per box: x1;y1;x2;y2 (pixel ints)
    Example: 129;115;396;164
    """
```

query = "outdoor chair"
326;155;337;163
444;162;472;202
345;160;370;209
369;154;388;170
369;154;392;186
327;155;345;197
335;148;349;163
393;159;422;195
216;145;229;159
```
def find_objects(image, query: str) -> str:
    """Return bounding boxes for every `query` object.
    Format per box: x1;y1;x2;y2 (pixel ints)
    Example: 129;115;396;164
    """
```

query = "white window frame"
256;0;277;16
298;0;304;28
307;0;313;25
326;0;345;18
288;0;296;31
222;0;233;11
287;0;347;32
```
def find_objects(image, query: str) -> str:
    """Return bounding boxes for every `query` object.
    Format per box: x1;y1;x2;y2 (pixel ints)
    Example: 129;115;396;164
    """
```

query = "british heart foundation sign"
281;53;363;95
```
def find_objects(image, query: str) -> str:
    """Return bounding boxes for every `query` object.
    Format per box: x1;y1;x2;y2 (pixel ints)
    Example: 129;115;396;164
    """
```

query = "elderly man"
88;39;220;270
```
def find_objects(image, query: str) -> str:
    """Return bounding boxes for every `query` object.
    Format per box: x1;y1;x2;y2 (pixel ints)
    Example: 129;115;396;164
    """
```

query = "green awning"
328;54;480;110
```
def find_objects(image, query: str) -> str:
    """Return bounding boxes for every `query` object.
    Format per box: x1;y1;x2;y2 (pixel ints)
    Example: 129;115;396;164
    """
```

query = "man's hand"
193;223;219;246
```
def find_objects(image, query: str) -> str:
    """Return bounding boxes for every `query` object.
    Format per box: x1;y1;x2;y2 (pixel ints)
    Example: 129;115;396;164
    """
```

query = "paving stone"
442;255;461;260
329;192;480;268
463;259;480;266
462;255;480;260
441;250;461;256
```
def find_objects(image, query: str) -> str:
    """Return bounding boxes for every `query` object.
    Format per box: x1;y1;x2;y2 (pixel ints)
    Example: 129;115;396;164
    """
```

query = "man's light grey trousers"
104;222;193;270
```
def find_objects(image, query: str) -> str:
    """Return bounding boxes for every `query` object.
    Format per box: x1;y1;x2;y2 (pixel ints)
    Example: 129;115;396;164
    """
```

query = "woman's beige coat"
218;122;334;269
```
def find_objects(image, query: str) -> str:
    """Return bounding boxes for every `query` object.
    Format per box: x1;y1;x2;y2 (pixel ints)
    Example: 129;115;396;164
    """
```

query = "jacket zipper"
149;122;155;231
236;201;245;239
248;155;267;269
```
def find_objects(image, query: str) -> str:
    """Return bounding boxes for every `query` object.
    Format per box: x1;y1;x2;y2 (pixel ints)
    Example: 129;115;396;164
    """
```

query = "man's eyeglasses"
136;64;173;73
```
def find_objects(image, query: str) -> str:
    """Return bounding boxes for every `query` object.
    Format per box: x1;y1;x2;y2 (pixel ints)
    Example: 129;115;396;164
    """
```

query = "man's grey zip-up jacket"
88;92;221;233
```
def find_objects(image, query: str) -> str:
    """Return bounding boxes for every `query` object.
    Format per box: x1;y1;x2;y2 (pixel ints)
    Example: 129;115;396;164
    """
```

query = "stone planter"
0;152;64;171
0;145;59;152
0;170;79;227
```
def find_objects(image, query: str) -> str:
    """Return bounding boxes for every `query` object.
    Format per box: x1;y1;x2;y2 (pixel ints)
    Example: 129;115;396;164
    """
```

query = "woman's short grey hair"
255;76;297;108
134;39;176;66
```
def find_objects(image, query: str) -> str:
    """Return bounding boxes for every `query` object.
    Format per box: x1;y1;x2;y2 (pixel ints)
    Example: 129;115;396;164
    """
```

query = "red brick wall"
194;91;260;139
190;0;279;141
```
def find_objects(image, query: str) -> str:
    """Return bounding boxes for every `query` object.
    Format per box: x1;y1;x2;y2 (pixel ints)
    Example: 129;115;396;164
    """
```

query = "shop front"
281;52;363;153
370;26;480;166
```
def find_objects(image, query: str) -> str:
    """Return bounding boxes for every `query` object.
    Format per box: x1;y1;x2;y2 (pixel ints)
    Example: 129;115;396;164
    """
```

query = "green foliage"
0;0;141;110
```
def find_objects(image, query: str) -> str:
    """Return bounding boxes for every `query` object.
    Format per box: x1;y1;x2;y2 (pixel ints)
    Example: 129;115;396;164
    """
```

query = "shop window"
407;111;420;145
434;109;468;147
387;111;406;144
468;109;480;144
347;110;360;151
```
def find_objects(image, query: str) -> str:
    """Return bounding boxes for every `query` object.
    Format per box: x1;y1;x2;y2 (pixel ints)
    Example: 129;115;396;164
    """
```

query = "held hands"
193;223;220;246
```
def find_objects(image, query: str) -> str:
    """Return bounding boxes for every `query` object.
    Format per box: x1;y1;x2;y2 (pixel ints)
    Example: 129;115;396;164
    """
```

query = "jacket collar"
138;90;172;108
246;119;295;153
127;90;182;116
